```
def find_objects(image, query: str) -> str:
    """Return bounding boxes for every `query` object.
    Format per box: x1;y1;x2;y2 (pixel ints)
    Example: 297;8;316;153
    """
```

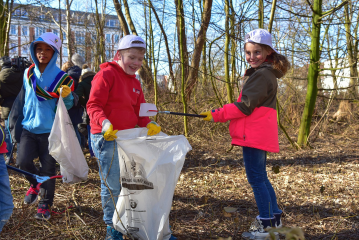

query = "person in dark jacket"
0;56;30;162
75;64;96;156
63;53;86;147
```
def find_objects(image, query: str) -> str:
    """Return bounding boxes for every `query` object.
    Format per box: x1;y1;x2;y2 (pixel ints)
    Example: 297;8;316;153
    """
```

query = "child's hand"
146;121;161;136
200;111;213;121
102;119;118;141
58;85;71;98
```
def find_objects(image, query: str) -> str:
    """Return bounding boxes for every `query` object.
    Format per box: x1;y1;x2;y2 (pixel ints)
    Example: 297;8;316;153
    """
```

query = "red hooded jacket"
87;62;151;134
211;64;283;153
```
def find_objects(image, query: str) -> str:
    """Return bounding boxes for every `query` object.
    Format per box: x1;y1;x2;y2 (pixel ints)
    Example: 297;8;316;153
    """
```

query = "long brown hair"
261;44;291;75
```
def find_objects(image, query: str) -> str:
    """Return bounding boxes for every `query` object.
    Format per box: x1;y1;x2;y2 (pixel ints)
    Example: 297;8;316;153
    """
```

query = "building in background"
8;4;122;67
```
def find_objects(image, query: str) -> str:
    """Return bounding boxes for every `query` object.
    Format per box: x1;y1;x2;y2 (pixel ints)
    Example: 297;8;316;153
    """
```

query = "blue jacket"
21;41;74;134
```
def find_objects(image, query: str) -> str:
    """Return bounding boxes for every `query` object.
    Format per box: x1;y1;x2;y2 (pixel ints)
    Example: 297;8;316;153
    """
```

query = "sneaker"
242;216;279;240
274;212;282;228
105;226;123;240
35;203;51;220
24;185;39;205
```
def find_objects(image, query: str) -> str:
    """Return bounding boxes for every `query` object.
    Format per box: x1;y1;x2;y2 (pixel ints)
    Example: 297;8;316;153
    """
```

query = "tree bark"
113;0;130;35
297;0;322;146
147;0;175;88
344;3;359;98
185;0;213;100
224;0;233;103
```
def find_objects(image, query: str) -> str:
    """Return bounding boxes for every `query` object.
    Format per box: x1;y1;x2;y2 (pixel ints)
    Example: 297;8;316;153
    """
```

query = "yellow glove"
200;111;213;121
58;85;71;98
102;119;118;141
146;121;161;136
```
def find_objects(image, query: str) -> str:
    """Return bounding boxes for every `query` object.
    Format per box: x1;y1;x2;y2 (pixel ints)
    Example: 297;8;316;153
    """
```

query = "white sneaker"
242;216;279;240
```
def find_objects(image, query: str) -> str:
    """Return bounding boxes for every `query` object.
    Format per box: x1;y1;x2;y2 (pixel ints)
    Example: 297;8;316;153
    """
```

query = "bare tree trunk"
59;0;62;66
258;0;263;28
224;0;233;103
1;0;13;56
177;0;188;136
344;3;359;98
268;0;277;33
147;0;175;87
297;0;322;146
185;0;213;100
66;0;74;60
149;6;158;115
113;0;130;35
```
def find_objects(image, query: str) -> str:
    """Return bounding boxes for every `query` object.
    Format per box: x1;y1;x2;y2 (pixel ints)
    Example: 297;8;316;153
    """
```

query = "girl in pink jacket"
201;29;290;240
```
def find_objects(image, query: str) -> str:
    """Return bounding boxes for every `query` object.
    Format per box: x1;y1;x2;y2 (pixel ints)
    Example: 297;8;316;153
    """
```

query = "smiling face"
117;48;145;75
245;43;272;68
35;42;54;65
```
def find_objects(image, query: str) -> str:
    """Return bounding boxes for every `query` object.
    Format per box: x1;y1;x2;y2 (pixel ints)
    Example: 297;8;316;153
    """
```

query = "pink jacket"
211;65;283;153
87;62;151;134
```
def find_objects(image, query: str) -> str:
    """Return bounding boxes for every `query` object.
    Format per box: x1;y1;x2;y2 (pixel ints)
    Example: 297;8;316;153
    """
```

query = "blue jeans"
87;125;94;157
16;129;57;206
242;147;282;219
0;154;14;233
4;120;13;160
91;133;121;226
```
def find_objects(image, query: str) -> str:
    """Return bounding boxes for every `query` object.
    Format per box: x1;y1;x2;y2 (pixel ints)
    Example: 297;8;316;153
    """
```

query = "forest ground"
1;117;358;240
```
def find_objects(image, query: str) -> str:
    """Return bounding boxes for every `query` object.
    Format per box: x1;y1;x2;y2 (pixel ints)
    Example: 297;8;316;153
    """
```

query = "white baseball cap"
117;35;146;51
245;29;279;54
33;32;62;53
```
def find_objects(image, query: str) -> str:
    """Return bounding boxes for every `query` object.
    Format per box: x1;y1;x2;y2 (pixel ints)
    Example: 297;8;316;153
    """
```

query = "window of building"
106;19;117;27
21;10;28;18
76;31;85;44
63;47;68;57
114;34;119;44
77;15;84;24
105;34;111;43
10;43;18;56
35;27;46;38
22;26;28;36
15;9;21;16
78;49;85;59
10;25;17;35
53;29;58;36
39;14;45;20
106;49;111;59
22;45;29;56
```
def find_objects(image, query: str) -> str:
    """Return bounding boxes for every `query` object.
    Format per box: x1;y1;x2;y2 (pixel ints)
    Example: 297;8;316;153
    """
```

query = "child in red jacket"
201;29;291;239
87;35;164;240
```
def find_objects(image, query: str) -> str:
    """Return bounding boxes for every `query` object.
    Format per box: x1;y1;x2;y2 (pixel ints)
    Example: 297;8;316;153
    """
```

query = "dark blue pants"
16;129;57;206
243;147;282;219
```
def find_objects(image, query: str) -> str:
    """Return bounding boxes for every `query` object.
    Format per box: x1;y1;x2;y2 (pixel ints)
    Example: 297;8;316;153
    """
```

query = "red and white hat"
245;29;279;54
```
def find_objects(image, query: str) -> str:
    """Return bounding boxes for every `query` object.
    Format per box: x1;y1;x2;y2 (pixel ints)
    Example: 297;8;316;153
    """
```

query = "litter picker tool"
139;103;206;118
6;164;63;191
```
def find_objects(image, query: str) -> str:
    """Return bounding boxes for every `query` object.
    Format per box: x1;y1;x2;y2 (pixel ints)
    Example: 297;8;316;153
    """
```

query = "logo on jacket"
133;88;140;94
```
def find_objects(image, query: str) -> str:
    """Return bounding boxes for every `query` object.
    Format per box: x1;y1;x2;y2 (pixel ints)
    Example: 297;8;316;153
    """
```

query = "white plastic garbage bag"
113;128;191;240
48;89;89;183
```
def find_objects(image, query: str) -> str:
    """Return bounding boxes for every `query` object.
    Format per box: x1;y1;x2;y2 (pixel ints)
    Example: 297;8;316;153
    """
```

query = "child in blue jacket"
16;32;74;220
